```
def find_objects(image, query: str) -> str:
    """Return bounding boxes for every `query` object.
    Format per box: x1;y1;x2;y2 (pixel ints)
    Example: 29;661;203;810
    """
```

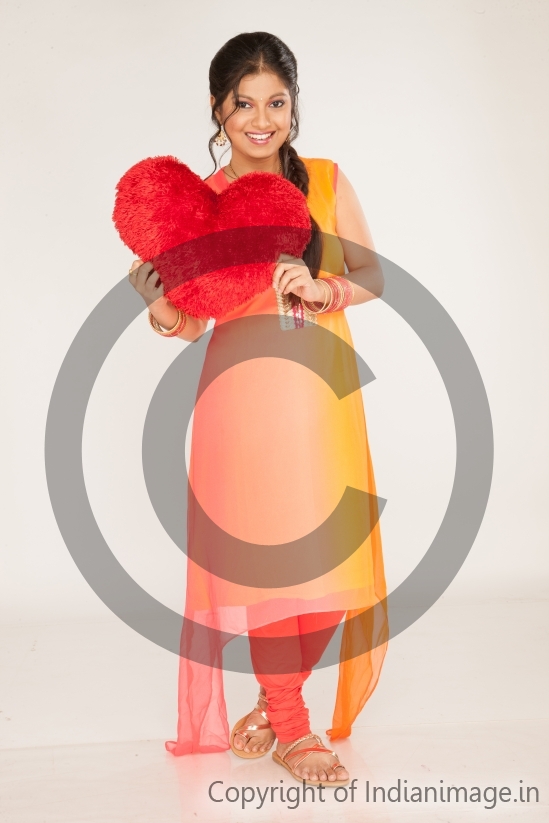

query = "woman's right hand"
128;258;209;342
128;259;165;307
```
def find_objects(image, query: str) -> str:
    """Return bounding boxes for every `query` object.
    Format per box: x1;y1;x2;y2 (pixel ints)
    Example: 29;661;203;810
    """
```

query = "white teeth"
247;133;272;140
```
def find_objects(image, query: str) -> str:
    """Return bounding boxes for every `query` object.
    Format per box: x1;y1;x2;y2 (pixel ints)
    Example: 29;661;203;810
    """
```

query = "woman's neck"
226;150;282;178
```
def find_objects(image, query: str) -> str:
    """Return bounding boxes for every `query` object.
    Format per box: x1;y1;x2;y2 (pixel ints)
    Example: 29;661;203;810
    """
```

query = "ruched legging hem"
248;610;345;743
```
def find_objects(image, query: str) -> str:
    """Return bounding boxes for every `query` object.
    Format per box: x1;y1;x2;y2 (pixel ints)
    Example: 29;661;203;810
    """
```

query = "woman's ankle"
277;731;313;749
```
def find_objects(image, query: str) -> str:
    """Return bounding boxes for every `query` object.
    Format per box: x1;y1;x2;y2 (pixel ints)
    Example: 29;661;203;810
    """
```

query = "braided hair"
207;31;323;280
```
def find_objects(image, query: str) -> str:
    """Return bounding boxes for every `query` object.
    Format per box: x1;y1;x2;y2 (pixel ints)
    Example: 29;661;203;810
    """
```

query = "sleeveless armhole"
332;162;339;193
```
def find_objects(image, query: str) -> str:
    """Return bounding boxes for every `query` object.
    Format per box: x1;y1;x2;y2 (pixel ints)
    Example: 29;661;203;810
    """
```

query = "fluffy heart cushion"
112;155;312;318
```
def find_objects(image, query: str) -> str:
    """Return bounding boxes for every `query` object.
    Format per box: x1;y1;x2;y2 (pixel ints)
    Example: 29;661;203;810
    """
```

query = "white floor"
1;599;548;822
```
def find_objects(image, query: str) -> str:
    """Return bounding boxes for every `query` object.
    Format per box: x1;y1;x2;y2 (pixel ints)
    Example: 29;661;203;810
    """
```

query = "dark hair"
208;31;323;282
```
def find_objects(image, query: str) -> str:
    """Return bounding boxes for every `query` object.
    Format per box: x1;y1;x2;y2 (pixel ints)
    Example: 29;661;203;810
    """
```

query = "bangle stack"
148;308;187;337
301;276;354;316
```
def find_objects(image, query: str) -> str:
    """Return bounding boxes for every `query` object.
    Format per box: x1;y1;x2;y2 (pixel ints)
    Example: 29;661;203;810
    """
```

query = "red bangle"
303;277;354;313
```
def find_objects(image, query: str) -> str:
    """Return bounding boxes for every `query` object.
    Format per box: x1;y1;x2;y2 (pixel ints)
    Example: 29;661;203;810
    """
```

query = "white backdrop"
1;0;547;750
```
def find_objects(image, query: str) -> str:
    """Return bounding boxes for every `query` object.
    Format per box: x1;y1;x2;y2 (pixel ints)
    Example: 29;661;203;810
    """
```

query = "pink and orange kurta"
166;158;388;755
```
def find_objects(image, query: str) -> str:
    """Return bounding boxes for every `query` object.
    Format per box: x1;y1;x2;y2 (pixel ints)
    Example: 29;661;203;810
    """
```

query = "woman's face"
214;71;292;162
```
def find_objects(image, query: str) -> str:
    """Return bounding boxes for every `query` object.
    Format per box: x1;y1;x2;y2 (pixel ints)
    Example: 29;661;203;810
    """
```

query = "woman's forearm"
346;263;385;305
149;296;208;342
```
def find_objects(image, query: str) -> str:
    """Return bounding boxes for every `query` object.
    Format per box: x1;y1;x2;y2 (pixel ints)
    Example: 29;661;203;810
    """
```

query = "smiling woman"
216;75;292;156
129;31;388;787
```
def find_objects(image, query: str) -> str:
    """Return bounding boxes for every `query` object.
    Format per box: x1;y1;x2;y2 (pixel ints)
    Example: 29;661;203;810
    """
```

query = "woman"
129;32;388;786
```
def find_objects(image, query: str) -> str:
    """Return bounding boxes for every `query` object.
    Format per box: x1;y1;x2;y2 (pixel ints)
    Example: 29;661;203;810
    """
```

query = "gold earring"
214;125;228;147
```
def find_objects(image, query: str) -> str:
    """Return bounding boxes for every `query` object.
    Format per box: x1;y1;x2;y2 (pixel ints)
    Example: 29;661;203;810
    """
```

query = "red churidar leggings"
248;610;345;743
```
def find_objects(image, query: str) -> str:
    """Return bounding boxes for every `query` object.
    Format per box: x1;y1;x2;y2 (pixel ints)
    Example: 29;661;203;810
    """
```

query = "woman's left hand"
272;253;324;303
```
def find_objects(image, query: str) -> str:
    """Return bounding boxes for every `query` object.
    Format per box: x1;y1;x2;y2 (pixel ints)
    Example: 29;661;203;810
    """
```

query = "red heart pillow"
112;155;312;318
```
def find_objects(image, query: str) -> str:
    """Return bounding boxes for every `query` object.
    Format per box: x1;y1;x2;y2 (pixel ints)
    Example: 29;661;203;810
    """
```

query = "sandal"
230;691;275;759
272;732;349;786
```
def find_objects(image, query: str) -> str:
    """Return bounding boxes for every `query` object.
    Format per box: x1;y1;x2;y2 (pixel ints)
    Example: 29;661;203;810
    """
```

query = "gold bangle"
155;310;186;335
317;277;336;312
321;277;334;311
148;309;187;337
303;278;331;314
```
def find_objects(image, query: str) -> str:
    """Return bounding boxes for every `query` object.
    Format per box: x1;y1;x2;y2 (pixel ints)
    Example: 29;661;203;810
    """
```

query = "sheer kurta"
166;158;388;755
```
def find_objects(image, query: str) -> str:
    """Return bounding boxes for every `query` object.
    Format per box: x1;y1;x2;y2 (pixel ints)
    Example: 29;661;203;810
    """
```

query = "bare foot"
276;736;349;783
233;692;276;754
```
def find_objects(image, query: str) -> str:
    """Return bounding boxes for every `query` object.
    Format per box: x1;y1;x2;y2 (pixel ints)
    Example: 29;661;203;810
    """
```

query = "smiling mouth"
246;132;275;143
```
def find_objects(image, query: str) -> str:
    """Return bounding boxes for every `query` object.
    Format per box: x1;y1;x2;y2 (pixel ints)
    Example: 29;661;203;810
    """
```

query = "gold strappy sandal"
230;691;276;759
272;732;349;786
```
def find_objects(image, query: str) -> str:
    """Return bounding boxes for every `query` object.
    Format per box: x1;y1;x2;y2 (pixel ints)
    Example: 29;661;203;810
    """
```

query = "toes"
318;770;328;782
335;767;349;780
238;733;275;754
